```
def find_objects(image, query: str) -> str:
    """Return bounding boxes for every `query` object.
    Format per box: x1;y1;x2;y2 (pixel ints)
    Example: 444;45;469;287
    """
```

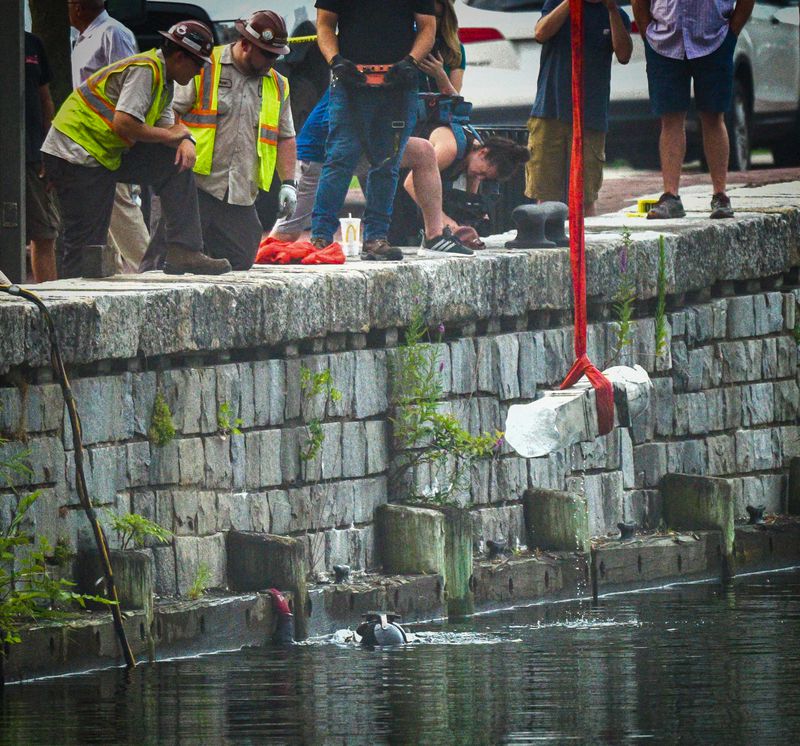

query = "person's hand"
417;51;447;82
277;181;298;218
330;54;366;87
174;138;196;172
385;55;419;89
167;122;191;144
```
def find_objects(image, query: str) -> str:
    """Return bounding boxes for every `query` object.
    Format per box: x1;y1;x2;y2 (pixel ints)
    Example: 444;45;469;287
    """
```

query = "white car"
124;0;800;169
456;0;800;170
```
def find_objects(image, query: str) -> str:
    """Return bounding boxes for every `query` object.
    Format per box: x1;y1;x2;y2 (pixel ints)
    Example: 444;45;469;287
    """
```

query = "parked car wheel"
727;78;751;172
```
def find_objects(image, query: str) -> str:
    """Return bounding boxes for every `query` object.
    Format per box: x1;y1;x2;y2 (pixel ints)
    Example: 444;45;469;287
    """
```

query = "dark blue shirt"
296;89;330;163
530;0;630;133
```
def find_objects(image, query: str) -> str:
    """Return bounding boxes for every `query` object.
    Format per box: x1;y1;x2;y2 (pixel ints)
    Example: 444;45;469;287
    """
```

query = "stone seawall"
1;205;798;599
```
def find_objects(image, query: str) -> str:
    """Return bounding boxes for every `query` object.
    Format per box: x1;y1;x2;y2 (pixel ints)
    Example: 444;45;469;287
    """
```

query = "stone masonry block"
321;422;343;480
132;371;157;437
149;440;180;486
687;392;709;435
754;292;784;335
299;355;328;422
706;434;736;475
174;533;227;596
711;299;727;339
762;337;777;379
652;377;674;437
244;430;282;489
126;441;151;488
177;437;204;486
494;334;520;400
523;488;590;552
735;428;780;472
376;503;445;575
517;331;540;400
173;489;216;536
198;367;218;433
450;338;478;395
280;427;302;485
327;352;355;418
783;292;796;332
741;383;775;426
252;359;286;427
774;380;800;422
471;505;526;550
777;336;798;378
633;442;668;489
342;421;367;478
726;296;756;338
215;364;241;425
160;369;203;434
365;420;389;474
475;337;496;393
718;340;762;384
64;375;134;446
353;475;388;524
661;473;734;559
204;436;233;488
231;432;246;490
667;439;706;476
686;304;714;346
354;350;388;418
236;363;256;429
284;358;302;421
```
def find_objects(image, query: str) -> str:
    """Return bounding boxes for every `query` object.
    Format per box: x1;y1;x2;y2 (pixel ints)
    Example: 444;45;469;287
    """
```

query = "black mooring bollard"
505;202;569;249
333;564;351;583
539;201;570;246
617;521;637;540
746;505;766;525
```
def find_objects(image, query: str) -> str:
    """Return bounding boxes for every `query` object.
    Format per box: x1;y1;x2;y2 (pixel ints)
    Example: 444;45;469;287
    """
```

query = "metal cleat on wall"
505;202;569;249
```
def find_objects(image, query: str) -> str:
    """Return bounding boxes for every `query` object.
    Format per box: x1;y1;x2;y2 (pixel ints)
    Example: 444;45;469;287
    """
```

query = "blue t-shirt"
530;0;630;133
296;88;330;163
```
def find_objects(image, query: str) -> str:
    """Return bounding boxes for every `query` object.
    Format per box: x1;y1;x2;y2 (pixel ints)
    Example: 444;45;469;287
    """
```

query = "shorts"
644;30;736;115
25;162;60;242
270;160;321;236
525;116;606;205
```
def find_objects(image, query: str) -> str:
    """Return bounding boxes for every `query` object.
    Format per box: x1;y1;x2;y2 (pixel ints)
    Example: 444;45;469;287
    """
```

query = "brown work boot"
362;237;403;261
164;245;231;275
310;236;331;250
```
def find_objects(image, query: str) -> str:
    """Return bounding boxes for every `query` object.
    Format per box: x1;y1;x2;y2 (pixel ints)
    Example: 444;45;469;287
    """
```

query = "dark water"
3;570;800;745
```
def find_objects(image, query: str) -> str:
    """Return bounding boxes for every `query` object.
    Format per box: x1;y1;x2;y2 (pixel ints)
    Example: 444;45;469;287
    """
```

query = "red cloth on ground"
254;236;344;265
559;0;615;435
301;243;345;264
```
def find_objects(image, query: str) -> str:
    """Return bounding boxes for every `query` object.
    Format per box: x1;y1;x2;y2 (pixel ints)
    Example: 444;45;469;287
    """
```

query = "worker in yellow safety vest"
141;10;298;272
41;21;231;277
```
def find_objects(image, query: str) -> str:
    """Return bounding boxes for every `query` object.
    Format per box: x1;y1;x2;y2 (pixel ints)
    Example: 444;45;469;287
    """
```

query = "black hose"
0;283;136;669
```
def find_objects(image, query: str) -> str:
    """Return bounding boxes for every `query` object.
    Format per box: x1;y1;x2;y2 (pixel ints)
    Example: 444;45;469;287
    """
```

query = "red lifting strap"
559;0;615;435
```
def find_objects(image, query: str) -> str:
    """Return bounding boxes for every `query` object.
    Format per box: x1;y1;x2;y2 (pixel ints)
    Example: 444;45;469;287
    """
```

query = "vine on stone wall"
389;310;501;506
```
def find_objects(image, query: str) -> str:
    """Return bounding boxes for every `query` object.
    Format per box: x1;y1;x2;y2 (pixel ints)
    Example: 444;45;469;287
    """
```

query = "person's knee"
402;138;436;170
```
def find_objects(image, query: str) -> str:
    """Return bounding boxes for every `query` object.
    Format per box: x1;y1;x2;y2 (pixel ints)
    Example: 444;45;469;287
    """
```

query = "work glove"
330;54;366;87
385;55;419;89
277;180;298;218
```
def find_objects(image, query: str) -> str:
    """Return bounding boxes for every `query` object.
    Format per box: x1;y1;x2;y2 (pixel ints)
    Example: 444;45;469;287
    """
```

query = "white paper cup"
339;217;361;258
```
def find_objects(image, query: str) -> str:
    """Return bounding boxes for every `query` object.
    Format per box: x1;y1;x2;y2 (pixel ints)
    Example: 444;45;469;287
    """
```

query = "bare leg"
698;110;730;194
401;138;444;239
659;111;687;195
30;238;57;282
585;201;597;217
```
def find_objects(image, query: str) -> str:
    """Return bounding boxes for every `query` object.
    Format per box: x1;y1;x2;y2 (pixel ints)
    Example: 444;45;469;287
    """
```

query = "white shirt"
71;10;138;87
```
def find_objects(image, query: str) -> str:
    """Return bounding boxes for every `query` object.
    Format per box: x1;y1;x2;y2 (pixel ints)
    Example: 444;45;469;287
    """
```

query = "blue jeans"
311;80;417;242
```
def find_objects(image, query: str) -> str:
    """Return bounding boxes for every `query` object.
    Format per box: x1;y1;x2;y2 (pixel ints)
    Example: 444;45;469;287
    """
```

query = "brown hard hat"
234;10;290;56
159;20;214;65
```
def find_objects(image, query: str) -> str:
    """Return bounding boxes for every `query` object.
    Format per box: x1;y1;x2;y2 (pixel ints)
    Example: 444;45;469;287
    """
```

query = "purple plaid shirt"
645;0;734;60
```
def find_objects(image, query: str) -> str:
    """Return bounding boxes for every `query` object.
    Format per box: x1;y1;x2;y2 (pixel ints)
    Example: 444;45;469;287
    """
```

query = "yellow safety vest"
182;45;289;191
52;49;168;171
